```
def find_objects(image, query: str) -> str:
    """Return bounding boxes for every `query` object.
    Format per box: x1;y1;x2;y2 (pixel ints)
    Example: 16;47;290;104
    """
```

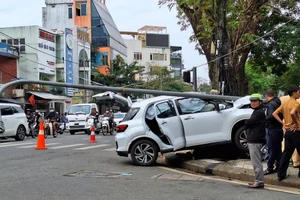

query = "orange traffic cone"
35;121;47;150
89;126;97;143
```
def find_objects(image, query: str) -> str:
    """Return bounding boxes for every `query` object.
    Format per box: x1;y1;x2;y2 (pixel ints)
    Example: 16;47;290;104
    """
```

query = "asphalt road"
0;132;298;200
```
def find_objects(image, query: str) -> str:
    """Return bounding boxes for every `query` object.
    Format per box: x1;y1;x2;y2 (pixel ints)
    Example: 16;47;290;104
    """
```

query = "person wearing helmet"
245;93;266;188
26;109;35;126
34;110;43;131
273;86;300;181
45;107;59;133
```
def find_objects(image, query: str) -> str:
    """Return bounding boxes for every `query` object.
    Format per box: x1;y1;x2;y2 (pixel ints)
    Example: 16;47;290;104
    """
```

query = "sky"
0;0;209;82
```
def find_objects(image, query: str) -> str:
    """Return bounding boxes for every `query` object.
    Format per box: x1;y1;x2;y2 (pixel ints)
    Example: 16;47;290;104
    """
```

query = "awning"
0;98;29;104
28;91;68;100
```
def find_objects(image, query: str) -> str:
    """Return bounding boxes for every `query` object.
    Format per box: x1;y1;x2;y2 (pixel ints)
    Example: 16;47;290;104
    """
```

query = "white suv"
0;103;28;141
115;95;252;166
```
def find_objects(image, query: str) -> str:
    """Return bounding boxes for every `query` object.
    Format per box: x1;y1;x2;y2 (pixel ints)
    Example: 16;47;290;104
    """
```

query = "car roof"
131;96;176;108
0;103;21;107
70;103;96;106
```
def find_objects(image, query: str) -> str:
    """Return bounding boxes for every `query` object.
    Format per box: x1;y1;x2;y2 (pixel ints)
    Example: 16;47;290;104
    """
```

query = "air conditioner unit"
12;89;24;98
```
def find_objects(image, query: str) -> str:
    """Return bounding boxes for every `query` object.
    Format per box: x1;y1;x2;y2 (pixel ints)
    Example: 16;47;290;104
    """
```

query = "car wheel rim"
17;127;26;140
134;143;155;164
239;130;248;148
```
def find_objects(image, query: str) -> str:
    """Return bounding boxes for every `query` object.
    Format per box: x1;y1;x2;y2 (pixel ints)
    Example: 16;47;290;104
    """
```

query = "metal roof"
28;91;69;100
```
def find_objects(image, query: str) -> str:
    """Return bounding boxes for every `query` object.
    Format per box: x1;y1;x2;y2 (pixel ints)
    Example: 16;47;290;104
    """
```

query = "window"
11;106;23;114
20;46;26;52
1;107;14;116
1;39;6;43
13;39;19;45
20;38;25;44
7;39;12;45
150;53;166;61
102;54;108;66
76;2;87;16
134;52;142;60
68;7;73;19
155;102;175;119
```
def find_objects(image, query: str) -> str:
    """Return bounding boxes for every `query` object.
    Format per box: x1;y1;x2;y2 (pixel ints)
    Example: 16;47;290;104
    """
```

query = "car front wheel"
15;125;26;141
234;126;248;152
130;140;158;166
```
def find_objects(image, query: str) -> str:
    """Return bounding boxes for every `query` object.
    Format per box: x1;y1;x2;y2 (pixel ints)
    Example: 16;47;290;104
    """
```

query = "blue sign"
0;43;19;58
65;28;74;96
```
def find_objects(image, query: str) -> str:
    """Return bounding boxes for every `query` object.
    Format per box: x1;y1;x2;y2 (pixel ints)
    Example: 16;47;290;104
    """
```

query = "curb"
164;153;300;189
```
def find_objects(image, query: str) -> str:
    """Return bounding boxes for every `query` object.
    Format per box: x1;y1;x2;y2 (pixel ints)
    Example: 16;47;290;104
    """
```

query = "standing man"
264;89;284;175
273;86;300;181
245;93;266;188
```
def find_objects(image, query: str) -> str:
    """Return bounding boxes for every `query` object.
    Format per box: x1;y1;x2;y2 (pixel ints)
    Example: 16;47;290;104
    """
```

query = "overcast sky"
0;0;209;82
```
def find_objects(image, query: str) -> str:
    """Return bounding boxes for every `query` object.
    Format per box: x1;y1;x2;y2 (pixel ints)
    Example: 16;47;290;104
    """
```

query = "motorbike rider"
90;108;99;129
103;109;113;133
26;109;35;131
45;108;59;133
34;110;43;131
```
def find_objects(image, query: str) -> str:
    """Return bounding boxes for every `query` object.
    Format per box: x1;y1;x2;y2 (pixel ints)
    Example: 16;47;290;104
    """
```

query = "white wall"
43;0;74;32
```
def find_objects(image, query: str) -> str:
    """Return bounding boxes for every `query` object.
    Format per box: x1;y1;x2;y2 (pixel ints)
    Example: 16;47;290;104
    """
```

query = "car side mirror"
218;104;226;111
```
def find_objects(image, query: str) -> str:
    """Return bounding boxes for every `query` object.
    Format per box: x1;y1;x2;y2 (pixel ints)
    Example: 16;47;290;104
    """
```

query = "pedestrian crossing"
0;141;116;151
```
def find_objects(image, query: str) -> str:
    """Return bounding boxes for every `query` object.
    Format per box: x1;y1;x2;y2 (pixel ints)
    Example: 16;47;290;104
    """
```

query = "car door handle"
161;121;167;125
184;116;194;120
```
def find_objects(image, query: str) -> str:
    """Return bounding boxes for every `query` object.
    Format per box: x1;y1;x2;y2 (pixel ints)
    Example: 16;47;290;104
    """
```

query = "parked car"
115;95;252;166
0;103;28;141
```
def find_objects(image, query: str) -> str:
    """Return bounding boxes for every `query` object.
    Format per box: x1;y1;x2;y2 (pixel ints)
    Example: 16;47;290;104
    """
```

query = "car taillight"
116;124;128;133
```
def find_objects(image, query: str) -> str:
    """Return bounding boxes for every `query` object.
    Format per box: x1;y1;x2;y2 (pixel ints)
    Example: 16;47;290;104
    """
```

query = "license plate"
74;123;79;125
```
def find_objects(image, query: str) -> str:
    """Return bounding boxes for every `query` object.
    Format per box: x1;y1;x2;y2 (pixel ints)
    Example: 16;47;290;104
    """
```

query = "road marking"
102;147;116;151
49;144;84;149
82;136;103;140
0;142;34;148
18;143;60;148
158;166;300;195
74;144;110;150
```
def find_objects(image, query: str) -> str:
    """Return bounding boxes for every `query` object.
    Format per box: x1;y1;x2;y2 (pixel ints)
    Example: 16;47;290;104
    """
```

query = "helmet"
35;110;39;113
26;108;31;112
249;93;263;101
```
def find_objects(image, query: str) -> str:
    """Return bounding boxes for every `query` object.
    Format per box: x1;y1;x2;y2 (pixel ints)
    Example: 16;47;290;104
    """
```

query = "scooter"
27;122;38;138
86;115;100;135
44;119;58;138
100;116;112;136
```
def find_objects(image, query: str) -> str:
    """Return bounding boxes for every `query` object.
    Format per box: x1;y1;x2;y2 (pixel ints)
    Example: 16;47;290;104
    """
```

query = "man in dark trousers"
245;93;266;188
264;89;283;175
273;86;300;181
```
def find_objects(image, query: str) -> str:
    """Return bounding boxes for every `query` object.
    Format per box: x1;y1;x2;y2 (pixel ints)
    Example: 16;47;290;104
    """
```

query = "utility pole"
193;67;197;92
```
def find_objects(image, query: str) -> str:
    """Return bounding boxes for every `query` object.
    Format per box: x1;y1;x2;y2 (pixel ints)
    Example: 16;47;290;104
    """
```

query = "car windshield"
122;108;139;122
68;105;91;115
114;113;125;119
177;98;206;114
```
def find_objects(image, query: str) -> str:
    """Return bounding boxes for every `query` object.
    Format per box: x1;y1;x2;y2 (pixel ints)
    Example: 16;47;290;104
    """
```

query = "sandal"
264;169;275;175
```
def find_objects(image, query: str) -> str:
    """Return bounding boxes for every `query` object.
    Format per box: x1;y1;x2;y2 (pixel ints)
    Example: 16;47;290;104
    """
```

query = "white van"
66;103;99;135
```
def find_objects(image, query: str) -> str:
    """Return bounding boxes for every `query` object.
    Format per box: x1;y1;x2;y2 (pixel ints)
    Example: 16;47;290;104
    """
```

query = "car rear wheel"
234;126;248;152
130;140;158;166
15;125;26;141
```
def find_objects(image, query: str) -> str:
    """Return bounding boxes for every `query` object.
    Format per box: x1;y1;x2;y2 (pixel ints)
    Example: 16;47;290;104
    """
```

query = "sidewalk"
163;152;300;189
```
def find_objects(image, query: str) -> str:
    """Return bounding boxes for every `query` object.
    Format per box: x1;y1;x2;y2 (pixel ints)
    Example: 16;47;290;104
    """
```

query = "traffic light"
183;71;191;83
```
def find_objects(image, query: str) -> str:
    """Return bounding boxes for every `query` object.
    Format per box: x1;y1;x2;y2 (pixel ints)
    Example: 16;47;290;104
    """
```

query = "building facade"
121;26;184;81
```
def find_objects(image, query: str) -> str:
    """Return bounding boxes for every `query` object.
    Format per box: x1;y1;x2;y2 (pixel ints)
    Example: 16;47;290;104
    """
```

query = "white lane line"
82;136;103;140
18;143;60;148
0;142;34;148
74;144;110;150
102;147;116;151
49;144;84;149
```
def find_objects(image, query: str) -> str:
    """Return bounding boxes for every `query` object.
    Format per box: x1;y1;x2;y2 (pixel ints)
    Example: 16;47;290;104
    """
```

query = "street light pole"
82;24;104;103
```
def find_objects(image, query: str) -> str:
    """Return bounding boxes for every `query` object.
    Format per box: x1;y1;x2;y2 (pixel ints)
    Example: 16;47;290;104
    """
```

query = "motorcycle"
27;122;38;138
100;116;113;136
86;115;100;135
44;119;58;138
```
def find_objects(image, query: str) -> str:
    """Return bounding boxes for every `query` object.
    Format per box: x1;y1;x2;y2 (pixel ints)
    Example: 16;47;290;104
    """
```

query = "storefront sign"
65;28;74;96
0;43;19;58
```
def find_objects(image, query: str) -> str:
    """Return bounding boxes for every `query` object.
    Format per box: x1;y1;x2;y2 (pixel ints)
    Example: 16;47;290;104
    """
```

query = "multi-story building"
0;26;72;113
121;26;184;81
43;0;127;80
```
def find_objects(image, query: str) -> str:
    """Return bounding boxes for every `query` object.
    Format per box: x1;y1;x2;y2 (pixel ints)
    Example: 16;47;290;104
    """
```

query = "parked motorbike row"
27;120;64;139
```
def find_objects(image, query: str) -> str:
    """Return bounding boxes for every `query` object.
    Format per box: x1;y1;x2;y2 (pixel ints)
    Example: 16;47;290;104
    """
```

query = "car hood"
92;91;132;107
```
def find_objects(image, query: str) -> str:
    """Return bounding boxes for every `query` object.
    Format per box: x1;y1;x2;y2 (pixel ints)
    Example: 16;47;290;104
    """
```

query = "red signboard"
39;29;55;42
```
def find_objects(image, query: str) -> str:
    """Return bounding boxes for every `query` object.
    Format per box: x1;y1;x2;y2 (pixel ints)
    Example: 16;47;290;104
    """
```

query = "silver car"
115;95;252;166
